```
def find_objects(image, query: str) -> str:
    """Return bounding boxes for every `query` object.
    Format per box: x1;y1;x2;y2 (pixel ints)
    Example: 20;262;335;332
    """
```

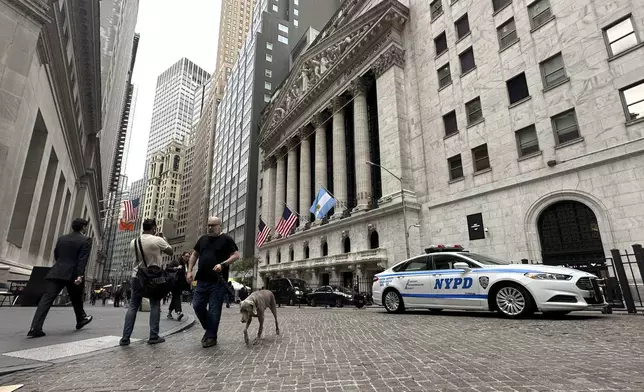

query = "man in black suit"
28;218;94;338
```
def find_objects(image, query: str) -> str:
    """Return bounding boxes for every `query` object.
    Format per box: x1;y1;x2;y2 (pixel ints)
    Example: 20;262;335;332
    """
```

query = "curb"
0;315;196;377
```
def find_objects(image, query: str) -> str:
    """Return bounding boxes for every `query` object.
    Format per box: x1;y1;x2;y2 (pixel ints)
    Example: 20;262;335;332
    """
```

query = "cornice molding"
372;45;405;78
258;0;409;150
5;0;51;25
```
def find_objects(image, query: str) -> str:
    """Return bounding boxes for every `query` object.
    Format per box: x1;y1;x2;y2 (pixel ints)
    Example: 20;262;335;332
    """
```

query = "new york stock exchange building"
254;0;644;291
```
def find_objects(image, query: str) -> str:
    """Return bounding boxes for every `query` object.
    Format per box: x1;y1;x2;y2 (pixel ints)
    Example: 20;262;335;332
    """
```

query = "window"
430;0;443;20
459;47;476;74
506;72;529;104
294;0;298;5
492;0;511;12
266;53;272;62
434;32;447;56
551;109;580;145
272;4;277;11
401;257;430;271
540;53;567;89
620;81;644;122
443;110;458;136
437;63;452;88
465;97;483;125
603;16;639;57
294;19;299;27
266;42;273;50
455;14;470;40
294;8;298;16
515;125;540;157
432;254;471;270
278;23;288;33
497;18;518;50
472;144;490;172
278;35;288;44
264;94;271;103
448;154;463;180
528;0;552;29
265;69;272;78
265;81;272;90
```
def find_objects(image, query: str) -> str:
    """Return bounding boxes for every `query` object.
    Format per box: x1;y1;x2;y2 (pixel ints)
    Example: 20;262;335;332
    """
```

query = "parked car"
267;278;312;305
307;285;366;308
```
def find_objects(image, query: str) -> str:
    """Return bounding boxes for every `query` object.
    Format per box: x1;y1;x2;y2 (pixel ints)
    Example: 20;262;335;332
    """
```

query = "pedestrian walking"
27;218;93;338
119;219;173;346
186;216;239;348
101;290;107;306
166;251;189;321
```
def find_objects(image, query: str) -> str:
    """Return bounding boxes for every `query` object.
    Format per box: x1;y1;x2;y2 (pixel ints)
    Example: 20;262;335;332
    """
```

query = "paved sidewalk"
1;306;643;391
0;301;194;375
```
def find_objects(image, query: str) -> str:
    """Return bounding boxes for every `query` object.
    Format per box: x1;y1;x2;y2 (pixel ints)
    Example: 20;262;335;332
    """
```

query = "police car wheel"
494;284;534;318
383;290;405;313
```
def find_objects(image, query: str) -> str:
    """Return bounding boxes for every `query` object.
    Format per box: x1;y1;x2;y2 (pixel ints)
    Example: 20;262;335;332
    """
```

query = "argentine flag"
309;187;336;220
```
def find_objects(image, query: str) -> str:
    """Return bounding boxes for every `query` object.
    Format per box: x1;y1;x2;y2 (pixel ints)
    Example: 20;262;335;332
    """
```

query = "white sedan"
372;246;608;318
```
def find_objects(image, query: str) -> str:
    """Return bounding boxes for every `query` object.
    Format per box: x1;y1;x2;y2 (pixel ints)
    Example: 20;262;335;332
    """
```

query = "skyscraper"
208;0;342;257
184;0;255;251
145;58;210;161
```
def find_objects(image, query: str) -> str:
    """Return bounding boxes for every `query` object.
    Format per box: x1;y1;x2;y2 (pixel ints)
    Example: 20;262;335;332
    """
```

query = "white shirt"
130;234;171;276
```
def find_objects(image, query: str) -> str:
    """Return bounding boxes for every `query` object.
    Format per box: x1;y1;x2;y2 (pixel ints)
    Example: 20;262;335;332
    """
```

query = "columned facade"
255;0;418;290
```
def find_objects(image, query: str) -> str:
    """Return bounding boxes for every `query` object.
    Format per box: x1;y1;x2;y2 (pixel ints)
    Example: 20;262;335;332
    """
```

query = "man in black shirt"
187;216;239;348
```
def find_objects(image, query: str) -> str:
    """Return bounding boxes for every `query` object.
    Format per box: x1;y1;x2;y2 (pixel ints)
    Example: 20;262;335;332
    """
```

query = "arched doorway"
537;200;605;264
369;231;379;249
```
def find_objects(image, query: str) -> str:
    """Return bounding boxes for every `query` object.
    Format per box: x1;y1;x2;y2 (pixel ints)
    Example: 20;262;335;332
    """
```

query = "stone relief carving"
367;223;377;234
320;235;327;245
372;45;406;78
341;230;350;240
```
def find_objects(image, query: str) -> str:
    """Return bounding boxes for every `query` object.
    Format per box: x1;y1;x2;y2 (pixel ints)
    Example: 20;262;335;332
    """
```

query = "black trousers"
168;289;183;314
30;279;86;331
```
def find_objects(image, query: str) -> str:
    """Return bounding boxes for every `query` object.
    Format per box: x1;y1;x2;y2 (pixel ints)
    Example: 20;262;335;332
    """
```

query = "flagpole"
284;202;301;217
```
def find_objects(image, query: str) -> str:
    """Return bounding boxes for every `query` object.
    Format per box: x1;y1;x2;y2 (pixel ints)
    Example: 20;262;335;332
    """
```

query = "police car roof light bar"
424;244;466;254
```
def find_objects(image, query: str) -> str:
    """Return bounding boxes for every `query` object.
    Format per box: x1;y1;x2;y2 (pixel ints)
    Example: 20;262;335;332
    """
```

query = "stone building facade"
0;0;104;291
257;0;644;290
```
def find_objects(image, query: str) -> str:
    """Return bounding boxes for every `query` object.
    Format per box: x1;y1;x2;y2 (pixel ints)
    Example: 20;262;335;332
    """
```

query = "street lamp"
366;160;411;259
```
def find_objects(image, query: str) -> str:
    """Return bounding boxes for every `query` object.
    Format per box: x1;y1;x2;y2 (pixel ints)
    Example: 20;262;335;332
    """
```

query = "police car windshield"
464;253;510;265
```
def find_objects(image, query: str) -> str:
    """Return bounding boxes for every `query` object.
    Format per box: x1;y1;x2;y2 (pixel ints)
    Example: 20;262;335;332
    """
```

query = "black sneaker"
167;313;174;320
147;336;166;345
201;333;208;343
27;329;46;338
76;315;93;330
119;338;131;346
176;313;184;322
202;337;217;348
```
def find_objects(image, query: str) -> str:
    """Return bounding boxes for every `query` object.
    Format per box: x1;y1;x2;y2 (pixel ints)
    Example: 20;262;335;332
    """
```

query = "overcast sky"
124;0;222;183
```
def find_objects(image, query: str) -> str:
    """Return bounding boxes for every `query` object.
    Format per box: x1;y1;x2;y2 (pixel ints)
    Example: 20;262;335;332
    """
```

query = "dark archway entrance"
538;200;605;264
369;231;379;249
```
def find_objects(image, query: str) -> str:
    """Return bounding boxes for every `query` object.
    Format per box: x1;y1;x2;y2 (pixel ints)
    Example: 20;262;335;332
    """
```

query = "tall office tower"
145;58;210;162
184;0;255;251
143;140;187;248
208;0;342;257
99;0;140;195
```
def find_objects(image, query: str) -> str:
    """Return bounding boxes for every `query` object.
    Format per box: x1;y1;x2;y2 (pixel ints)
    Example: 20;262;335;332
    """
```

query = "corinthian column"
264;156;277;236
351;78;372;212
274;149;287;234
331;96;348;219
298;128;312;229
312;113;328;224
286;138;298;217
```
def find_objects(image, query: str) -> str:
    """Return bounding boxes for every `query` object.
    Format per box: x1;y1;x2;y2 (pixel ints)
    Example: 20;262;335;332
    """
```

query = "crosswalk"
3;336;141;362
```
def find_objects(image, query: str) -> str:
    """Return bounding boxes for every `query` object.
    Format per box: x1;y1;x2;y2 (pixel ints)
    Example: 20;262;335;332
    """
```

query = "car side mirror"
453;262;471;271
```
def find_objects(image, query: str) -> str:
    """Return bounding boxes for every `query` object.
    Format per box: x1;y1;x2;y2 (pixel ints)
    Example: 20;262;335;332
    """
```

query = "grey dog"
239;290;280;345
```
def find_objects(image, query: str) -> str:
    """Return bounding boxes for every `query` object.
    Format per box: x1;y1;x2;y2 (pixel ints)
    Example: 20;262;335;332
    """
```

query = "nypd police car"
372;245;608;318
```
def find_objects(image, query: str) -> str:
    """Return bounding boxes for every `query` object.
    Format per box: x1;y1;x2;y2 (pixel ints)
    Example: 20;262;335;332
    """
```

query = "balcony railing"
258;248;388;273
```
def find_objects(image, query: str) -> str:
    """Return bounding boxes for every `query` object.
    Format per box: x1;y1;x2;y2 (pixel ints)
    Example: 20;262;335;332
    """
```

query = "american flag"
276;206;298;238
123;198;140;222
256;218;270;248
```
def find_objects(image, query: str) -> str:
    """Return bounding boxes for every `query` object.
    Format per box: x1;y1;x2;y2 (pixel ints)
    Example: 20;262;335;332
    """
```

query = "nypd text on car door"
429;254;483;308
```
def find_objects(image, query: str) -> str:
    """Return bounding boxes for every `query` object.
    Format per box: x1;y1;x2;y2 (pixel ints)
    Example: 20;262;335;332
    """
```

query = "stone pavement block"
1;308;644;391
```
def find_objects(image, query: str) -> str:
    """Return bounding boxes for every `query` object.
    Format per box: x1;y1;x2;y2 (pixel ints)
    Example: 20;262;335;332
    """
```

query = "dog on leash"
239;290;280;345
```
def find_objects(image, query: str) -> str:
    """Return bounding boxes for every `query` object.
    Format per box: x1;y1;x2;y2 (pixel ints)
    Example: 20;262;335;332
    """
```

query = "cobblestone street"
1;306;643;392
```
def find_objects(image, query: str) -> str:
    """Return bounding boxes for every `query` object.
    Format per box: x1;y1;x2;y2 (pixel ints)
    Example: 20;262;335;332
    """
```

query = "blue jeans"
122;277;161;340
192;281;226;340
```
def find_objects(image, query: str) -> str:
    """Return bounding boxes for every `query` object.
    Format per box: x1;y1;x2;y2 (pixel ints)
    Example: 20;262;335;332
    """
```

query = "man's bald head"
207;216;222;236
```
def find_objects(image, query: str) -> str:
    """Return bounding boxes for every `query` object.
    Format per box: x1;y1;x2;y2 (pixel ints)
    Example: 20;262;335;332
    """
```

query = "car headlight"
524;272;572;280
295;290;302;295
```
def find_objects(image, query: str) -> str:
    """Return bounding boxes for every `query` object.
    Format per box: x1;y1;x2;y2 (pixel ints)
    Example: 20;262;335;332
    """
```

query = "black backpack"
135;237;171;299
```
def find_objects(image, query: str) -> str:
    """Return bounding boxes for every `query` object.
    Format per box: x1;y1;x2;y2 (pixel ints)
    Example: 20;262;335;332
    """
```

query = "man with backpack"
119;219;173;346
